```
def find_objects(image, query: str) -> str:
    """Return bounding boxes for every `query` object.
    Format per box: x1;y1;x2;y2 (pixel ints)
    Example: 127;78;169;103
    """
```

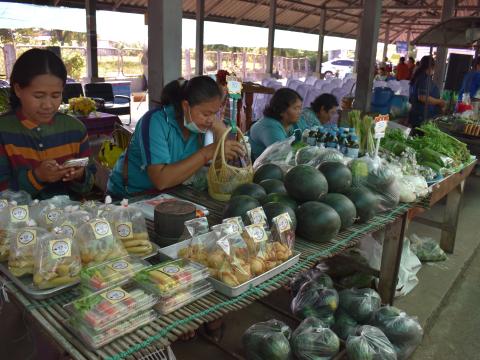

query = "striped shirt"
0;111;95;200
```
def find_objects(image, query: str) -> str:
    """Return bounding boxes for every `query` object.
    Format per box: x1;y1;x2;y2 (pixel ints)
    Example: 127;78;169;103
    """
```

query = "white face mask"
184;106;207;134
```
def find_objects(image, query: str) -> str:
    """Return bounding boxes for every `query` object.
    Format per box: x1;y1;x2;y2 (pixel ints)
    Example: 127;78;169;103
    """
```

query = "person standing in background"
396;57;411;81
407;56;416;79
458;56;480;102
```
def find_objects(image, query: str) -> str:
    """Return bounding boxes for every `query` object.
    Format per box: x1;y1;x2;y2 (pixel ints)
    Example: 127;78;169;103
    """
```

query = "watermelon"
291;281;339;322
242;319;292;360
261;193;298;211
332;308;358;340
345;187;379;223
339;288;382;323
295;146;323;165
346;325;397;360
319;193;357;230
290;267;334;296
292;317;340;360
296;202;341;243
263;202;297;230
254;163;284;183
284;165;328;202
223;195;261;224
318;162;352;193
259;179;287;194
231;183;267;202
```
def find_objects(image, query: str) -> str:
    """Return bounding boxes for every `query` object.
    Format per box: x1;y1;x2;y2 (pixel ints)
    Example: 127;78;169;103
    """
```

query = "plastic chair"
331;88;346;103
313;79;325;89
62;82;84;104
305;76;318;86
370;87;394;114
85;83;131;125
388;81;401;94
288;80;303;91
331;78;342;87
296;84;311;100
303;88;323;108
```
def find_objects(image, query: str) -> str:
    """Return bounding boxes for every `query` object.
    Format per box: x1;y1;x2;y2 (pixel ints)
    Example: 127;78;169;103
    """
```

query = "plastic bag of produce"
332;308;359;340
349;158;370;187
289;265;333;296
295;146;326;165
397;178;417;203
291;280;339;326
106;199;152;257
0;189;31;205
346;325;397;360
208;232;252;286
369;306;423;360
242;319;292;360
339;288;382;323
0;201;31;262
33;228;82;289
8;220;49;277
35;203;64;231
253;137;297;171
291;317;340;360
360;159;400;212
52;205;91;238
75;218;128;265
402;175;429;199
409;234;447;262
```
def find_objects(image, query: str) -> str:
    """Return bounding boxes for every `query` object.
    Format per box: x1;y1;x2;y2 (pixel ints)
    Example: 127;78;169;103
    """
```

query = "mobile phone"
63;157;89;168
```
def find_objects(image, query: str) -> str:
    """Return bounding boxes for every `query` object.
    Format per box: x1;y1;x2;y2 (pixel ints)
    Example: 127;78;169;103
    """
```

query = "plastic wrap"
339;288;382;323
291;280;338;325
295;146;326;165
349;158;370;188
155;280;213;315
33;229;81;289
369;306;423;360
253;137;297;172
184;217;209;237
177;231;216;268
289;265;333;296
271;213;295;257
75;219;128;265
410;234;447;262
291;317;340;360
53;206;91;238
106;199;152;257
1;202;32;262
310;148;345;167
35;203;64;231
0;189;32;205
346;325;397;360
242;319;292;360
332;308;359;340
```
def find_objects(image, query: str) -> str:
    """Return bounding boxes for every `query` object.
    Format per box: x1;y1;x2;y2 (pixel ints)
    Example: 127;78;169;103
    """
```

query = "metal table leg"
440;180;465;253
378;213;408;304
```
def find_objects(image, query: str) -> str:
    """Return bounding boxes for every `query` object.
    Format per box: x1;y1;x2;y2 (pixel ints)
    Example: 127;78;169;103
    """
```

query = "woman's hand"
224;140;246;161
61;166;85;183
438;99;447;113
33;160;70;183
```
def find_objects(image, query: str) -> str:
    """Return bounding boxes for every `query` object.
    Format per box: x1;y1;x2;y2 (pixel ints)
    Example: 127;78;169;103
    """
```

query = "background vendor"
458;56;480;102
107;76;245;198
248;88;302;160
293;93;339;134
0;48;95;200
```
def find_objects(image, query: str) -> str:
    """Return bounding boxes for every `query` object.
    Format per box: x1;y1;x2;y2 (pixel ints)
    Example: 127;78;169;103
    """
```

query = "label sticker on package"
115;222;133;240
17;229;37;248
223;217;243;233
159;264;181;276
91;220;112;239
247;207;267;225
10;206;29;223
109;259;131;272
245;224;268;243
45;209;62;224
217;238;231;255
49;239;72;259
60;222;76;238
0;200;8;210
101;287;131;304
274;213;292;232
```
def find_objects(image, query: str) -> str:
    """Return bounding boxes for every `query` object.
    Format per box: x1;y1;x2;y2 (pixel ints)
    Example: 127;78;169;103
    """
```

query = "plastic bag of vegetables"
291;317;340;360
369;306;423;360
332;308;358;340
242;319;292;360
0;201;32;262
295;146;326;165
291;280;338;326
339;288;382;323
289;265;334;296
52;205;91;238
253;137;297;171
346;325;397;360
409;234;447;262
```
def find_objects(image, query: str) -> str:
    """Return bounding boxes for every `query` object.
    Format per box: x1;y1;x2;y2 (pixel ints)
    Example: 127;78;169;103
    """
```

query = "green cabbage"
292;317;340;360
242;319;292;360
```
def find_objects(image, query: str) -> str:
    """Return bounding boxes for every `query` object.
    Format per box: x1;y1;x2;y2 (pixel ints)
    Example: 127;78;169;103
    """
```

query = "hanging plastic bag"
409;234;447;262
33;228;82;289
346;325;397;360
338;288;382;323
242;319;292;360
291;317;340;360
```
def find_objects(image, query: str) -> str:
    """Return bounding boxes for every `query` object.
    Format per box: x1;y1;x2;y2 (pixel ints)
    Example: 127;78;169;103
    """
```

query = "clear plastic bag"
35;203;64;231
106;199;152;257
398;178;417;203
8;220;49;277
0;189;32;205
271;213;295;258
339;288;382;323
253;137;297;172
184;217;209;237
75;218;128;265
362;159;400;212
410;234;447;262
0;202;31;261
402;175;429;198
332;308;359;340
242;319;292;360
289;265;334;296
295;146;326;165
349;158;370;188
177;231;216;268
369;306;423;360
291;280;339;326
291;317;340;360
33;229;82;289
309;148;345;168
53;205;92;238
346;325;397;360
96;196;118;219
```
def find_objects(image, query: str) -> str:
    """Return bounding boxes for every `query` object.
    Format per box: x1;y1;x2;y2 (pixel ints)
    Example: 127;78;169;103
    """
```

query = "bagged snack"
80;200;103;217
184;217;209;237
36;203;64;231
53;205;91;238
242;224;272;275
222;216;245;234
246;206;268;228
107;199;152;257
96;196;118;218
75;218;128;265
1;202;31;261
291;317;340;360
346;325;397;360
339;288;382;323
8;220;49;277
0;189;32;205
242;319;292;360
271;213;295;254
33;228;82;289
211;222;238;240
155;280;213;315
43;195;78;208
0;200;11;261
290;265;334;296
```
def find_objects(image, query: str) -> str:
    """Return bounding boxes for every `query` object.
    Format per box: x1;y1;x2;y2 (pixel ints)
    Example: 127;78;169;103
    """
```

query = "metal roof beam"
234;0;266;24
286;10;313;30
205;0;223;17
113;0;123;11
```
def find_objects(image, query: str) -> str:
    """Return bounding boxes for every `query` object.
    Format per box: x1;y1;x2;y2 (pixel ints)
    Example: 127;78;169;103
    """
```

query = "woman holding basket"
107;76;245;198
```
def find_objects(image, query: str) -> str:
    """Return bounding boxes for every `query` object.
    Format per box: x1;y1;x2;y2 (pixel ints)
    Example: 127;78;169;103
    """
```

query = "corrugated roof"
9;0;480;43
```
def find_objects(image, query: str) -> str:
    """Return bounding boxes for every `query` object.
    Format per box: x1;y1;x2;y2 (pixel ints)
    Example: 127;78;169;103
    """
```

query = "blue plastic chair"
371;87;394;114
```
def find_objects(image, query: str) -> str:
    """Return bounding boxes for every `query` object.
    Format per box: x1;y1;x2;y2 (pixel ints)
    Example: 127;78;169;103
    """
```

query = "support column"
315;8;326;75
353;0;382;113
266;0;276;75
85;0;99;81
353;29;361;73
382;22;390;60
433;0;455;90
148;0;182;109
406;29;412;55
195;0;205;76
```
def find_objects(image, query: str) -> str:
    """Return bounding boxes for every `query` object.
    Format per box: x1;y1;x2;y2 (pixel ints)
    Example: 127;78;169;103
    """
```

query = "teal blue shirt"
290;108;337;135
249;116;289;160
107;105;203;197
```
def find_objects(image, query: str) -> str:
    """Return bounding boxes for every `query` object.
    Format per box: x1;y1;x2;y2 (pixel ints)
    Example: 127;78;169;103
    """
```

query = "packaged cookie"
243;224;277;276
177;231;216;268
246;207;268;228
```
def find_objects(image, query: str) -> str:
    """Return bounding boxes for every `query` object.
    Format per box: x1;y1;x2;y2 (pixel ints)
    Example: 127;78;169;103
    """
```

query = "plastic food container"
80;256;151;291
64;284;157;332
134;258;210;297
156;280;213;315
70;309;157;350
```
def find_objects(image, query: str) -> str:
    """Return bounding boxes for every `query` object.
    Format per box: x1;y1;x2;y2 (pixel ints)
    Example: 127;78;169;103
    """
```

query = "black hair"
160;75;222;121
410;55;435;86
409;56;415;62
311;93;338;114
263;88;302;120
9;48;67;109
399;57;405;63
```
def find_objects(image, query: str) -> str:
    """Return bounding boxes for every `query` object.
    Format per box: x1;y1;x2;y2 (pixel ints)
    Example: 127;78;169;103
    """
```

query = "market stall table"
76;111;122;138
